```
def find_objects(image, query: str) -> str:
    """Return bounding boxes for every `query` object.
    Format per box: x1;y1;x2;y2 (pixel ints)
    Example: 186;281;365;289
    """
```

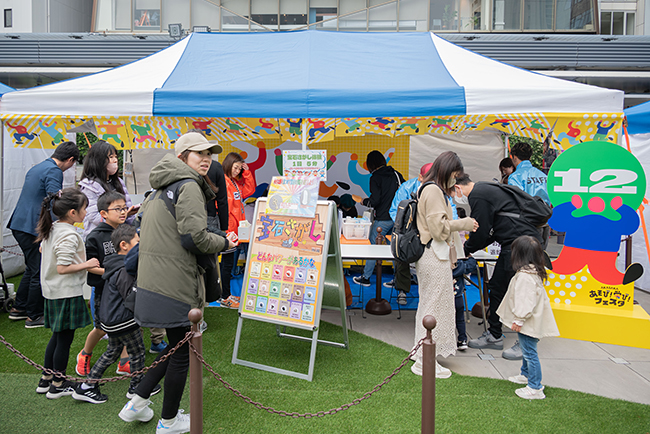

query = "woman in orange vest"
220;152;256;309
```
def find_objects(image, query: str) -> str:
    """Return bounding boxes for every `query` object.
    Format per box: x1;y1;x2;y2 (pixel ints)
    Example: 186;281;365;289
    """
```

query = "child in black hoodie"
73;224;159;403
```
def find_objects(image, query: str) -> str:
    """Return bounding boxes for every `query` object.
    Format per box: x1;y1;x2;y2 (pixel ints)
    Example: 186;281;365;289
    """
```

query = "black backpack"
390;182;436;264
494;183;552;228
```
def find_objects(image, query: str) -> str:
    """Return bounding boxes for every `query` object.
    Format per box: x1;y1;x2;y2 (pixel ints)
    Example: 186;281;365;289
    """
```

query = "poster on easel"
233;198;349;381
240;197;328;328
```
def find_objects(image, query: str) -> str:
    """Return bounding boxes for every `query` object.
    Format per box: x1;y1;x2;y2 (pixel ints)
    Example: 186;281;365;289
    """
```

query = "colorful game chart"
232;199;349;381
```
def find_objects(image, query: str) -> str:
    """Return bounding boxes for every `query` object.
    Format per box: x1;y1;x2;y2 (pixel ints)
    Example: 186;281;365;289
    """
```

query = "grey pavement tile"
536;359;650;405
627;361;650;383
594;341;650;362
537;337;612;360
442;354;503;380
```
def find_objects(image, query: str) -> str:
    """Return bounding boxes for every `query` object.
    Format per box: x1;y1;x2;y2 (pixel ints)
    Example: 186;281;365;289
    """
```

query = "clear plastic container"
341;218;372;240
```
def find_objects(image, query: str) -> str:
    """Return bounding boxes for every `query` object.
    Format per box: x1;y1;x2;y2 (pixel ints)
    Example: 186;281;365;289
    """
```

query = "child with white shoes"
496;235;559;400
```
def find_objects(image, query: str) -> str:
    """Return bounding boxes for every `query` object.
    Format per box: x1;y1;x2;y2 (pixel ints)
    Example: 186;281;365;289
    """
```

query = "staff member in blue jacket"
7;142;79;328
508;142;551;249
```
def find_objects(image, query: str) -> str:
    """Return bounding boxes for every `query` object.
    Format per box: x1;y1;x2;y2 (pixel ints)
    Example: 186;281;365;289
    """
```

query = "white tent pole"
301;120;307;151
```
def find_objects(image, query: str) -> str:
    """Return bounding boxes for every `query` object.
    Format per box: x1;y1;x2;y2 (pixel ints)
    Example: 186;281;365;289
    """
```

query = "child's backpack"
494;183;553;228
390;182;436;264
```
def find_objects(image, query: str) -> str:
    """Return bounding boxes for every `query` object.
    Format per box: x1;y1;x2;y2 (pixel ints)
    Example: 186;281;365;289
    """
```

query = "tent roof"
0;82;14;96
625;101;650;135
0;31;623;118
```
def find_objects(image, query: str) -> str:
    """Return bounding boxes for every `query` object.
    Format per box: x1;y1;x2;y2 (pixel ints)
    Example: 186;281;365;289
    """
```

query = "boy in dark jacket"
77;191;129;376
73;224;159;404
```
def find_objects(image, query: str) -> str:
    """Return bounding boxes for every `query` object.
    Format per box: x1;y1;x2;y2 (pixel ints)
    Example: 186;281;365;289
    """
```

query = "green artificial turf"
0;276;649;433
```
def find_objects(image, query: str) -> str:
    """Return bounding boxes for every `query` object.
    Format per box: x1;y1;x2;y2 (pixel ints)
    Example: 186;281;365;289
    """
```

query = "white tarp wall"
617;133;650;291
2;127;77;277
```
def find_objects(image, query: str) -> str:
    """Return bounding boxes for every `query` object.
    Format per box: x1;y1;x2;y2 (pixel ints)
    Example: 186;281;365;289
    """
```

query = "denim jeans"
518;332;542;390
12;230;44;319
362;220;394;280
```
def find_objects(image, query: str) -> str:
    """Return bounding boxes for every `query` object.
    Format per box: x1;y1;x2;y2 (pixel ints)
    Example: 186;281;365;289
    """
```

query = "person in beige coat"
411;152;477;379
497;235;559;400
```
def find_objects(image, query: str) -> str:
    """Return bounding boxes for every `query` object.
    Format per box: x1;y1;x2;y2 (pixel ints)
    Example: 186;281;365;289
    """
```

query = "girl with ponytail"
35;188;100;399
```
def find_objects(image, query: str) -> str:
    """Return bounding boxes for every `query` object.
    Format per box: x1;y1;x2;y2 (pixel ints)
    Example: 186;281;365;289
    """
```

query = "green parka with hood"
135;154;228;328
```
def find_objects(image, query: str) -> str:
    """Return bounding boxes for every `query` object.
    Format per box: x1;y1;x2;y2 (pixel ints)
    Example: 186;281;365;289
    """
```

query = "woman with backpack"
411;152;478;379
119;132;236;432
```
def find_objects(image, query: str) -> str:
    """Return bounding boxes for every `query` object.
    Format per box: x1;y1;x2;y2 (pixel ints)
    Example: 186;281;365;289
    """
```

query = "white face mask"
107;162;118;176
454;188;469;205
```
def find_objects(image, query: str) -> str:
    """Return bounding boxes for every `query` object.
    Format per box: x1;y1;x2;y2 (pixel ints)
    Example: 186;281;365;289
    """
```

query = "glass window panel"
370;0;388;5
191;0;220;32
95;0;132;31
222;0;249;17
369;2;397;31
600;11;611;34
134;0;161;31
340;0;367;15
221;10;250;32
162;0;189;32
4;9;12;27
626;12;635;35
309;7;338;29
252;0;279;30
493;0;520;30
398;0;428;31
523;0;553;30
556;0;593;30
339;9;367;31
612;11;624;34
458;0;482;31
432;0;459;31
281;0;308;30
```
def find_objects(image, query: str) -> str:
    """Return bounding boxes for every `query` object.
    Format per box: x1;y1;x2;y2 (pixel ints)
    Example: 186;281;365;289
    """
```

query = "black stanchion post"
188;308;203;434
625;236;633;269
365;227;392;315
421;315;437;434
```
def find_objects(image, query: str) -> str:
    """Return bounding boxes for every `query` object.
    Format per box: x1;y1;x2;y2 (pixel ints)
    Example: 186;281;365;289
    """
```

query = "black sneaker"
36;378;52;394
46;380;76;399
126;383;161;399
457;340;468;351
25;316;45;329
72;383;107;404
352;276;371;287
8;308;28;320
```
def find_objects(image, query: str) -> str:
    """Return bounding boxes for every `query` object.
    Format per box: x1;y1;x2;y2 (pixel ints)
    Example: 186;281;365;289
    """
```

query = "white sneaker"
156;409;191;434
508;374;528;385
119;399;154;423
411;359;422;376
515;385;546;400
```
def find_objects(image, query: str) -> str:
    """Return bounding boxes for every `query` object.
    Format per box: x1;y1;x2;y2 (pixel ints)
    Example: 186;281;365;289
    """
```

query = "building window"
600;11;635;35
4;9;12;28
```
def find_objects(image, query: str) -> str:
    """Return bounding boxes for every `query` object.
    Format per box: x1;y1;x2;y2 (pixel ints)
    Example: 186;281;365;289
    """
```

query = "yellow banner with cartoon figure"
94;117;131;149
279;118;304;142
306;118;336;145
152;117;187;149
243;118;280;140
335;118;366;137
393;117;429;137
365;117;396;137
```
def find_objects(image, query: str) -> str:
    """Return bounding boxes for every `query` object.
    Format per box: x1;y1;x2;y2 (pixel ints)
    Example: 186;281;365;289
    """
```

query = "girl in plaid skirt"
35;188;99;399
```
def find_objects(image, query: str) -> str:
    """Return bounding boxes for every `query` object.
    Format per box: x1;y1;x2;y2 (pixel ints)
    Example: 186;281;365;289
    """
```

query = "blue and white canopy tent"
0;31;622;118
0;31;626;278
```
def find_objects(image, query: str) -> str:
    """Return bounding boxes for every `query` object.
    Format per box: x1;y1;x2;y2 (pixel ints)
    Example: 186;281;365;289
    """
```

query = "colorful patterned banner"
306;118;336;144
365;117;396;137
243;118;280;139
94;117;131;149
279;118;304;142
393;117;429;137
152;117;187;149
335;118;366;137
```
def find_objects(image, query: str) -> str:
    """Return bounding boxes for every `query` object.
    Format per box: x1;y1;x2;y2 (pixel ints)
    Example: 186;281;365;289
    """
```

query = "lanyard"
230;177;245;215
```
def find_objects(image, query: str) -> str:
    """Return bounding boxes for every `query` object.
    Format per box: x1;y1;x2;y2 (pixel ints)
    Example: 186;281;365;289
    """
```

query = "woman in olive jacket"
119;133;236;431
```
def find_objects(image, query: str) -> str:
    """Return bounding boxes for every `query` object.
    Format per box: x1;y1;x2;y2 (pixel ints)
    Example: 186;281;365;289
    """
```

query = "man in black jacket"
453;174;542;360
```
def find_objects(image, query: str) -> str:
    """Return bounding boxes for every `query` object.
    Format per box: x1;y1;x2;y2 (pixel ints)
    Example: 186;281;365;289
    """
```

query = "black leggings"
44;329;76;380
136;326;191;419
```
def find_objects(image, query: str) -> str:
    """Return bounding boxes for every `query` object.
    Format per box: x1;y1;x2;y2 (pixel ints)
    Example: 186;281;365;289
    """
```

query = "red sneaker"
116;360;131;375
75;351;92;376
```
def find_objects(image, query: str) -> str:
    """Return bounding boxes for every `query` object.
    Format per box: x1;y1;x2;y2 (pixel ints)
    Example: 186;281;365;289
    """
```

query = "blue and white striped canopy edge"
626;101;650;135
0;31;623;118
0;82;14;97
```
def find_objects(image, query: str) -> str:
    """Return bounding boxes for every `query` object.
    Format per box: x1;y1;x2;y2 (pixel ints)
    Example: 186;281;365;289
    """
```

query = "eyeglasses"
108;206;129;213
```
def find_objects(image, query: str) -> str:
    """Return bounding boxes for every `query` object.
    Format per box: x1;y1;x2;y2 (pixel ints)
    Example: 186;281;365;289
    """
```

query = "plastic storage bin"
341;218;372;240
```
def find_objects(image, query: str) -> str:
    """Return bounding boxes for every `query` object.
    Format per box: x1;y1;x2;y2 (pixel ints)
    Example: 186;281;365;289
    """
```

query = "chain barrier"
0;331;193;383
0;246;24;257
189;338;425;418
1;331;424;418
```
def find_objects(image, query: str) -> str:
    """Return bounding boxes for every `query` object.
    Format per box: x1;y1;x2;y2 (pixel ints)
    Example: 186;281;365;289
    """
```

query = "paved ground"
322;238;650;405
